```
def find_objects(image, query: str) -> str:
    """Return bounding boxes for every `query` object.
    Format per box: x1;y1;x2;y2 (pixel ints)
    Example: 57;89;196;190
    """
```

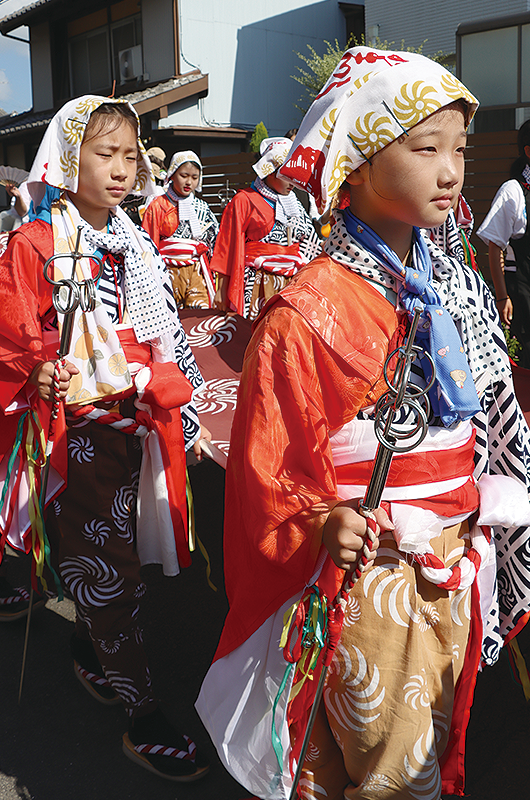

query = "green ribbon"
271;585;328;773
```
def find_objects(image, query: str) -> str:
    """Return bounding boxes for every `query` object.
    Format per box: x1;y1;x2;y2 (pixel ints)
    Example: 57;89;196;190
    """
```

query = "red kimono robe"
210;188;280;315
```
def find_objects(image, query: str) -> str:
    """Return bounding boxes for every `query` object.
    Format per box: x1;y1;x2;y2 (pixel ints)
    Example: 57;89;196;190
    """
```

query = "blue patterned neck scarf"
343;209;481;426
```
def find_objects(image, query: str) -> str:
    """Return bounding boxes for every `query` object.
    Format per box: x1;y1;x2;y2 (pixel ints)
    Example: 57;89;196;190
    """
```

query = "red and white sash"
331;419;530;591
244;241;305;277
158;236;215;304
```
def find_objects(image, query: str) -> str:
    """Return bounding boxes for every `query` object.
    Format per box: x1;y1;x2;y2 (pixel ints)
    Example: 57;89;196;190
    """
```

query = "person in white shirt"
477;120;530;366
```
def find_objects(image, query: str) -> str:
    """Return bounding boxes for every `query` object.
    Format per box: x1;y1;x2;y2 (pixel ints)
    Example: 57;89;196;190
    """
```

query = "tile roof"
0;108;53;135
0;0;56;31
0;73;208;139
120;72;205;106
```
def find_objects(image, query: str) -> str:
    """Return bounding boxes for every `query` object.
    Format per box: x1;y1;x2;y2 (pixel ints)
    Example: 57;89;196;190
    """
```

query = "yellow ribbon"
508;637;530;701
186;468;217;591
279;590;328;702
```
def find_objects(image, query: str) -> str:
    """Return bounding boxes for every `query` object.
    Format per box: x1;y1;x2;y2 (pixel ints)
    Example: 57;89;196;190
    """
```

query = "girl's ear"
524;144;530;162
345;165;368;187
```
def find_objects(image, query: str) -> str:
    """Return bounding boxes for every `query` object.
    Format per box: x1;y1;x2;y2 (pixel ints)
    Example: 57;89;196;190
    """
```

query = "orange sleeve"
216;303;374;658
141;195;181;250
0;225;65;475
141;197;164;249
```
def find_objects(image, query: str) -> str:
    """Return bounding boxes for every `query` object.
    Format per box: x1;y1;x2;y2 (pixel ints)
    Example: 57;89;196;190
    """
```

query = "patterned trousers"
167;263;210;309
46;414;157;718
299;522;472;800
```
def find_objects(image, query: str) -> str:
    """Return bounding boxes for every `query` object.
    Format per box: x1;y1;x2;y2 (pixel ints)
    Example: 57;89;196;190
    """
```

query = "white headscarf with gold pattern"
253;137;293;179
27;95;156;207
279;47;478;213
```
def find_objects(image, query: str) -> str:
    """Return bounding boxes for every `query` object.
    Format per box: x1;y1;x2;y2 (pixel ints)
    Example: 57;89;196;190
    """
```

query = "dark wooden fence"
464;130;518;277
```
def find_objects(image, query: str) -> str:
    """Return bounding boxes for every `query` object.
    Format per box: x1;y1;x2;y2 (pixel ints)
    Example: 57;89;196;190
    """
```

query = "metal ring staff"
18;226;103;702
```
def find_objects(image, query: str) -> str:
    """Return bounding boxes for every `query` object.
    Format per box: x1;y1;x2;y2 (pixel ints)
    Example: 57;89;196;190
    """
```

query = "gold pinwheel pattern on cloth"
352;72;373;92
318;108;338;151
440;73;478;106
259;162;275;177
60;150;79;180
393;81;441;127
74;97;103;117
63;118;86;145
272;145;291;167
348;111;394;161
135;161;149;192
327;151;355;197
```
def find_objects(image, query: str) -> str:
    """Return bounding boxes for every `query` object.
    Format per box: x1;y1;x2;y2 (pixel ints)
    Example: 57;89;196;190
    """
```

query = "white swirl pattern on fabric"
403;670;430;709
326;643;384;733
401;728;441;800
68;436;95;463
186;315;238;347
59;555;124;607
104;670;139;705
450;585;471;627
82;520;111;547
194;379;239;415
361;772;391;793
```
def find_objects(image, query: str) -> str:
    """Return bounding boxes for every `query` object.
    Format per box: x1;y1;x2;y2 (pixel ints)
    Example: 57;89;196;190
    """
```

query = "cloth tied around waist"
158;236;209;266
331;419;530;590
157;236;215;304
244;241;304;277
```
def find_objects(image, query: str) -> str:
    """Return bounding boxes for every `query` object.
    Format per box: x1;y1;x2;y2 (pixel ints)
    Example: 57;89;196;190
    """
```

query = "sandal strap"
134;735;196;760
75;663;112;688
0;586;29;604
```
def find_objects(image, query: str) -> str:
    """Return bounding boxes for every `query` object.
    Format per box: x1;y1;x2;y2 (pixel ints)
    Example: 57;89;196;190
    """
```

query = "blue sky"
0;0;32;114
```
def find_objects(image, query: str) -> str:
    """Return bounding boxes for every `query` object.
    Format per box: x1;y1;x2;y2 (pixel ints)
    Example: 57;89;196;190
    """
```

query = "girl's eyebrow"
96;141;138;153
408;126;467;140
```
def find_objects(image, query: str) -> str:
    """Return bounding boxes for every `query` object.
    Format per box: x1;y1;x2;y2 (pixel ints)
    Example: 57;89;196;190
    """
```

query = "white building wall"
160;0;349;135
364;0;530;57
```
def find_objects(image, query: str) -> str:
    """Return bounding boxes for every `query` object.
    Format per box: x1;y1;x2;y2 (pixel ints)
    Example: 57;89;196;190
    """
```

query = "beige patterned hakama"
167;263;210;308
300;522;472;800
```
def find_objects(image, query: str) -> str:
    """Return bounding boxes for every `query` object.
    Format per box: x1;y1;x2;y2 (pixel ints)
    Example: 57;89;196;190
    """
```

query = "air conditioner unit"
119;45;143;84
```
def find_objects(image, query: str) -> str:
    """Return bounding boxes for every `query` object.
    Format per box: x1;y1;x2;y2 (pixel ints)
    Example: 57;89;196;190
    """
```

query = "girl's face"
347;106;467;257
172;163;200;197
70;118;138;230
265;169;294;196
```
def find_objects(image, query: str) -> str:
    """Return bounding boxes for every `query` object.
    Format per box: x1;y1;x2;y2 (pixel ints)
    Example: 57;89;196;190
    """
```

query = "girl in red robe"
0;95;209;782
211;137;321;318
197;48;530;800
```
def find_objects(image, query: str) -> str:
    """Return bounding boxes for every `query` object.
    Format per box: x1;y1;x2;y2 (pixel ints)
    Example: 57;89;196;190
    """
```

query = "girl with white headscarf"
142;150;219;308
210;137;322;319
0;96;210;782
196;48;530;799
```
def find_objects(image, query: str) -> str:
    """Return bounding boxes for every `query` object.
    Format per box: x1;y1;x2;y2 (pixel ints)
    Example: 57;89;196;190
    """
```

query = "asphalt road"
1;456;530;799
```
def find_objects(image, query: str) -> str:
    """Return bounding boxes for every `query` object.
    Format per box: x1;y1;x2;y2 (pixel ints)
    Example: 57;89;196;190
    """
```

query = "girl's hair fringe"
83;102;138;144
